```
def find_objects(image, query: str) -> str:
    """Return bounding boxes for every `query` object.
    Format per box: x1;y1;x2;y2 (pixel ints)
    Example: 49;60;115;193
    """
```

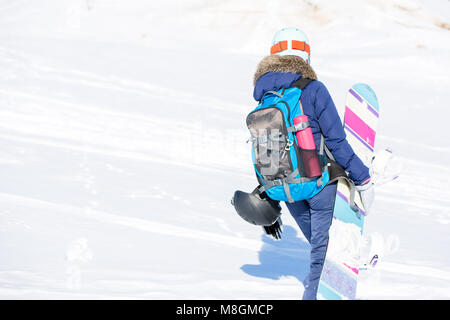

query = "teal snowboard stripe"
352;83;379;111
317;282;342;300
334;195;364;230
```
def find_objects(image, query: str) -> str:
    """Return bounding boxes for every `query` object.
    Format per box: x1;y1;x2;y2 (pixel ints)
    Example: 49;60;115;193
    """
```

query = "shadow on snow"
241;225;310;284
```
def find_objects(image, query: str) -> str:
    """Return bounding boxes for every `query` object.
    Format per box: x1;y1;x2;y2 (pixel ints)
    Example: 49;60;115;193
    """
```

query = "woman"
252;27;375;300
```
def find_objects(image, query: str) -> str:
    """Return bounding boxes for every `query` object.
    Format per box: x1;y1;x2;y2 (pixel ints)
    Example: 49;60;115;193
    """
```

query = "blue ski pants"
285;181;337;300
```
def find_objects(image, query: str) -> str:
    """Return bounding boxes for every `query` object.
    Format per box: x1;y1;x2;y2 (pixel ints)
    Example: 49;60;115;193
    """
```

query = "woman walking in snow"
252;27;375;300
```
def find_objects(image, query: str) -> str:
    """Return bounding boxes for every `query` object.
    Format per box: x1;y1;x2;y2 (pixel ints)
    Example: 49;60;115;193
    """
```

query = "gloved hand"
355;180;375;215
263;218;283;240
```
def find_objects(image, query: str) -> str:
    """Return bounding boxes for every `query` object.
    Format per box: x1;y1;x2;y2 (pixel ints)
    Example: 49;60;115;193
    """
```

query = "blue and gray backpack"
246;78;329;203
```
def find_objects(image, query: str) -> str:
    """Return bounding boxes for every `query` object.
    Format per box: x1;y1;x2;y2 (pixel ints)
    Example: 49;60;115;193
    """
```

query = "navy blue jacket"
253;72;370;185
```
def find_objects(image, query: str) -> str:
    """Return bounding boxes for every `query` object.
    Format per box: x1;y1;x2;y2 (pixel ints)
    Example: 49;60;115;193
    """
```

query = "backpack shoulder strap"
285;78;314;116
260;89;284;104
291;78;314;90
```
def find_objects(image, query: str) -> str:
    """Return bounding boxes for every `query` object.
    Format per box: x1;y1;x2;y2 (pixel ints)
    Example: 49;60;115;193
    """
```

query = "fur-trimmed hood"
253;55;317;86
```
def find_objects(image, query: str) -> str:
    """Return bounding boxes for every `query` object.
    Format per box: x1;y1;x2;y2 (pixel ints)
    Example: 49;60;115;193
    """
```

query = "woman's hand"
356;179;375;215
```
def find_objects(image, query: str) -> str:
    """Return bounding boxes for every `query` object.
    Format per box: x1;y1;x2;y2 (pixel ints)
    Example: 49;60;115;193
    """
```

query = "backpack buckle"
272;179;283;187
285;139;293;151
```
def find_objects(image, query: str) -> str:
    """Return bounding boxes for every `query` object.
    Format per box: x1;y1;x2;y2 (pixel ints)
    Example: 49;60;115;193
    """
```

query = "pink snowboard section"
344;106;376;148
343;263;359;275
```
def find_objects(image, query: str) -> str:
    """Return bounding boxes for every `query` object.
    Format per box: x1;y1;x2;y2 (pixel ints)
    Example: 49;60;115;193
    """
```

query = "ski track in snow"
0;43;248;115
0;192;262;251
0;86;251;178
0;41;252;174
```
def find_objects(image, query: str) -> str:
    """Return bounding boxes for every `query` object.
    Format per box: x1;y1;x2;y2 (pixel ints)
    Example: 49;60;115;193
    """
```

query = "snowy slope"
0;0;449;299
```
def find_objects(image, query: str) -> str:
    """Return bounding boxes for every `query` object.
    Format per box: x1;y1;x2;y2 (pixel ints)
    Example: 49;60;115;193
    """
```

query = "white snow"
0;0;449;299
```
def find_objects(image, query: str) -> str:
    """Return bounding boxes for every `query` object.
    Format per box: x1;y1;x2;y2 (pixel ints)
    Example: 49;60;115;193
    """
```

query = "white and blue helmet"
271;27;311;63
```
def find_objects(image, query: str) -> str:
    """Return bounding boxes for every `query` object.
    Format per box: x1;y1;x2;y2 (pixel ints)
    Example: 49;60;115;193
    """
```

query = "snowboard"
317;83;379;300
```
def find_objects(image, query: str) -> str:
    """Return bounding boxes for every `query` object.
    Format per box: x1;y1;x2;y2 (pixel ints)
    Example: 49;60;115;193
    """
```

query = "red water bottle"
293;115;322;178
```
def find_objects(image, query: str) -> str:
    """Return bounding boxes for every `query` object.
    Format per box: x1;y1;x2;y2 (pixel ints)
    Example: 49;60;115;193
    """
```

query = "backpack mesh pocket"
298;147;322;178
